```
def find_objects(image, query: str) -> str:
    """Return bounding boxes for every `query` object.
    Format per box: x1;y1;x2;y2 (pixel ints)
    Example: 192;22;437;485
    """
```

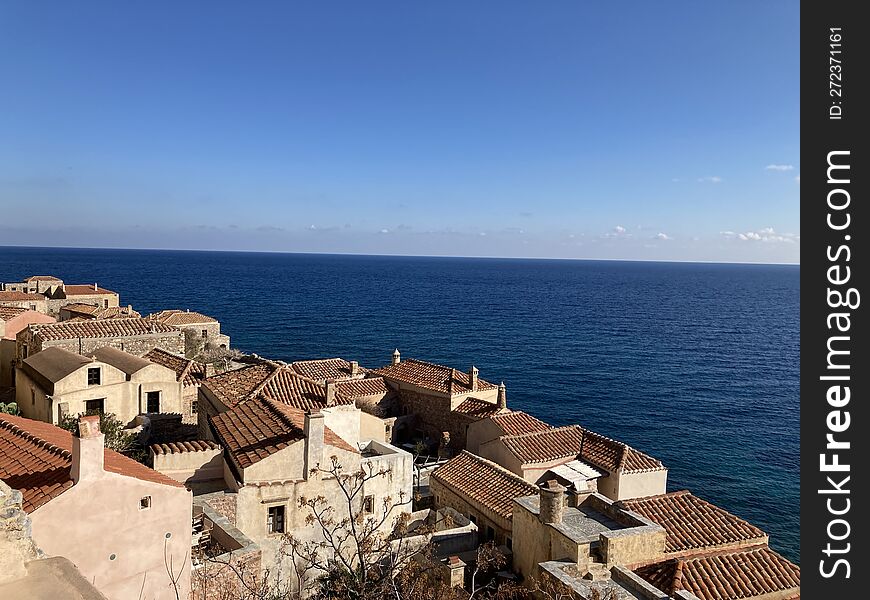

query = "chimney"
497;382;507;409
303;411;325;477
71;415;104;484
538;479;566;525
349;361;359;376
469;366;479;392
94;283;98;291
325;379;337;405
392;348;401;365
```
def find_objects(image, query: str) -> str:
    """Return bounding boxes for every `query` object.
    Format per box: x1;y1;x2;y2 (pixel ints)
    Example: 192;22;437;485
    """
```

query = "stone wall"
151;446;224;485
397;388;479;451
17;327;185;361
0;480;39;585
430;474;513;547
179;323;228;358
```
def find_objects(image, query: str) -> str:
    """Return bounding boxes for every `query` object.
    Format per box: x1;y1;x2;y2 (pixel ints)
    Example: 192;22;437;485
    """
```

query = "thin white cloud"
722;227;798;244
379;228;390;234
765;164;795;171
614;225;626;234
697;176;723;184
655;232;671;241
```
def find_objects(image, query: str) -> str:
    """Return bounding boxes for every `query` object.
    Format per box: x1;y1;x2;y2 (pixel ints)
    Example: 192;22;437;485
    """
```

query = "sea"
0;246;800;562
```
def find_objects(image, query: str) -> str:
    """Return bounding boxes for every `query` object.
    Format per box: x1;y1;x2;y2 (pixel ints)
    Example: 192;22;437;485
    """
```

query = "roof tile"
373;358;496;395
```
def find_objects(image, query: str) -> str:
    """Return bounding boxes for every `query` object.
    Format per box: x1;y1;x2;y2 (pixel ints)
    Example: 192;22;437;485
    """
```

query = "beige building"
1;275;64;294
0;414;192;600
16;346;184;425
0;291;48;314
478;424;668;501
1;276;121;317
148;310;230;358
511;483;800;600
17;317;185;361
373;351;506;451
1;307;55;388
202;397;413;592
429;450;538;548
144;348;209;424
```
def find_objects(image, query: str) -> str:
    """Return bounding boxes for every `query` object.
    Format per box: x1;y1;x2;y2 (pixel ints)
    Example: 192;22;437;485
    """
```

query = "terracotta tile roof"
62;284;117;296
150;440;220;455
211;398;356;469
30;317;180;342
373;358;497;395
62;303;140;319
453;397;502;419
0;414;184;512
489;411;551;436
144;348;206;386
149;309;218;326
258;369;354;410
430;451;538;520
635;546;800;600
291;358;368;382
0;291;44;301
500;425;584;464
335;376;390;398
26;275;62;282
202;363;277;407
203;363;354;410
498;426;665;473
0;306;28;320
618;491;767;554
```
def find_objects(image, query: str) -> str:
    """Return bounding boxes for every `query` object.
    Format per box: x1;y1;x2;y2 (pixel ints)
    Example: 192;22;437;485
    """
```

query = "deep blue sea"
0;247;799;562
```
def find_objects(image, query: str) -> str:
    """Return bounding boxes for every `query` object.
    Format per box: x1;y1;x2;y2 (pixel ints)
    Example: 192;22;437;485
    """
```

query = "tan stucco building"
16;346;184;425
0;414;192;600
1;307;55;388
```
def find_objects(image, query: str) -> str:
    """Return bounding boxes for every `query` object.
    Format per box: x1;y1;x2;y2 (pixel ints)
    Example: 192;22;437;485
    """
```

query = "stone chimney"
71;415;104;484
539;479;566;525
94;283;98;291
303;411;325;477
349;361;359;376
392;348;401;365
325;379;337;405
443;556;466;588
469;366;479;392
497;382;507;409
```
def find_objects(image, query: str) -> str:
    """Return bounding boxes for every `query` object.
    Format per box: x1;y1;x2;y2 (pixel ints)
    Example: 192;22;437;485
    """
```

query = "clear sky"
0;2;799;263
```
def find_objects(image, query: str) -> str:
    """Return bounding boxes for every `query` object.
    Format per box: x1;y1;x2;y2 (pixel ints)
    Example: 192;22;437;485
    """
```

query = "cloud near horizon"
765;164;795;171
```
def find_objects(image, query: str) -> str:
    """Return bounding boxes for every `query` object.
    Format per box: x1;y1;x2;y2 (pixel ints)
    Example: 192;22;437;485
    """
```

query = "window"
104;299;109;308
191;399;198;414
468;514;477;525
31;390;35;405
85;399;105;413
29;304;36;311
267;505;285;534
146;391;160;413
139;496;152;510
87;367;101;385
201;329;208;338
22;344;28;359
486;526;495;542
506;537;513;550
363;495;375;514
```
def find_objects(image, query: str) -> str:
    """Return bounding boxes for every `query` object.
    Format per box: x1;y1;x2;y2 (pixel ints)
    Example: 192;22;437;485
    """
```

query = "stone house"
144;348;209;425
372;351;505;451
59;303;140;321
17;317;185;362
0;307;55;388
148;310;230;358
1;275;64;295
511;484;800;600
478;424;668;501
15;346;184;425
43;284;121;317
0;414;192;600
429;450;538;549
203;397;413;592
0;291;48;314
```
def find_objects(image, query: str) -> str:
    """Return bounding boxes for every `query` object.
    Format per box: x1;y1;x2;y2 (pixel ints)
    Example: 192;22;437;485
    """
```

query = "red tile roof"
26;275;62;282
373;358;496;395
0;291;44;301
430;451;538;520
0;306;28;320
618;491;767;554
498;426;665;473
453;397;503;419
144;348;207;387
291;358;368;382
62;303;140;320
211;398;356;470
202;363;277;407
635;546;800;600
0;414;184;512
62;285;117;296
150;440;220;455
335;376;390;398
30;317;180;342
488;411;551;436
149;309;218;326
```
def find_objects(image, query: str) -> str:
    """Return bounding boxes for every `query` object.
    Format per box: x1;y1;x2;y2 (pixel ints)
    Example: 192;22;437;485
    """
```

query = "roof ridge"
455;450;537;490
501;423;581;441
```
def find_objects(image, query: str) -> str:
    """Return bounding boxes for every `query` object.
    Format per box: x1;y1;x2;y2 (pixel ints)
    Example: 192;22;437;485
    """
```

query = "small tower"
392;348;401;365
469;366;479;392
497;382;507;409
539;479;566;525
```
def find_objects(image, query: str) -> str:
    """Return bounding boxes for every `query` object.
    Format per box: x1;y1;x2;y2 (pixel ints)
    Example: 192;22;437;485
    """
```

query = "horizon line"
0;244;801;267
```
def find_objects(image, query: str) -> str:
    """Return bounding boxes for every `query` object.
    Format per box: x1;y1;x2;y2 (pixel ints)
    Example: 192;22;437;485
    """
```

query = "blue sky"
0;2;799;263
